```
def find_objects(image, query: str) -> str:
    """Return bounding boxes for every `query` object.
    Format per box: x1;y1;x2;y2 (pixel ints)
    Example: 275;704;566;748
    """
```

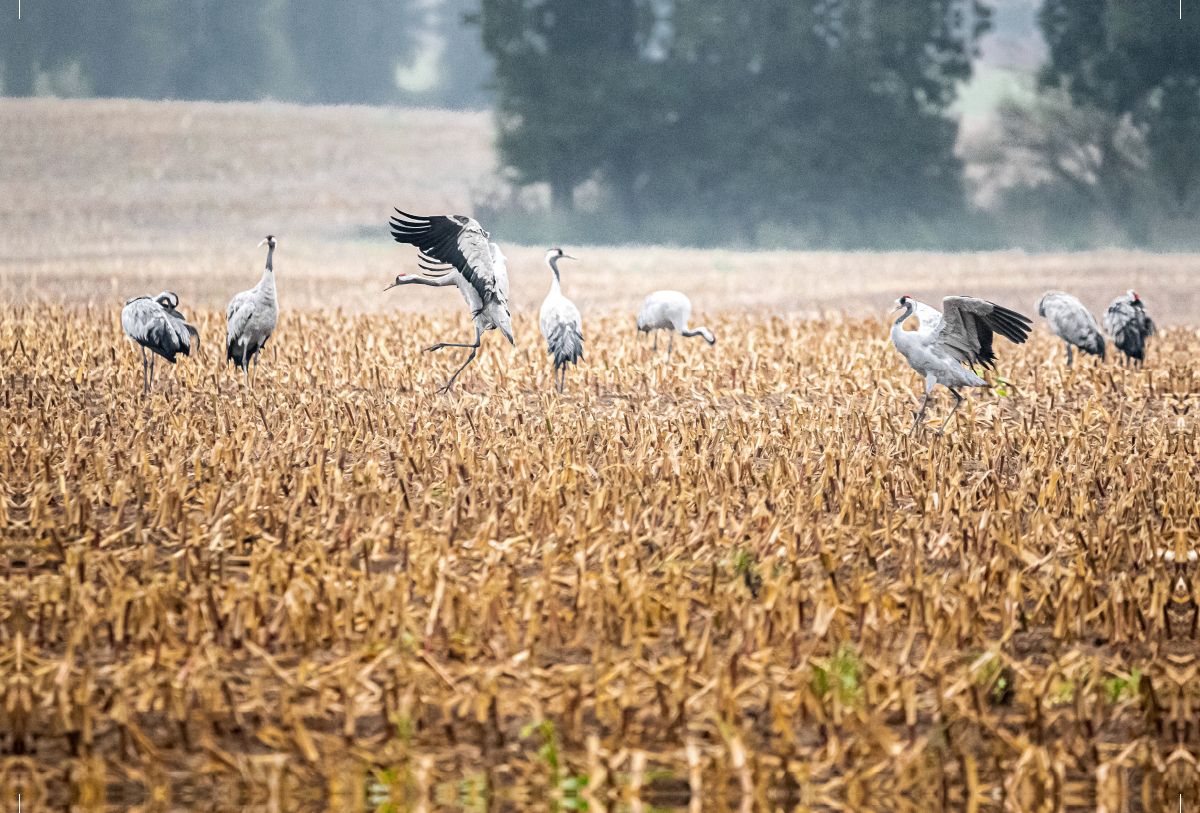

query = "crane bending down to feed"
890;295;1032;436
1104;290;1156;365
538;248;584;393
387;209;513;393
121;291;200;395
1035;291;1105;365
226;235;279;390
636;291;715;358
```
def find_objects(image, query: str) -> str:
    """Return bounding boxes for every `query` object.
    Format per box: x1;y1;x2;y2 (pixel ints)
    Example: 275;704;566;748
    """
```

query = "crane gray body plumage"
538;248;583;393
387;208;513;393
890;295;1032;435
226;236;279;389
636;291;715;357
1104;290;1155;364
121;291;200;394
1036;291;1105;365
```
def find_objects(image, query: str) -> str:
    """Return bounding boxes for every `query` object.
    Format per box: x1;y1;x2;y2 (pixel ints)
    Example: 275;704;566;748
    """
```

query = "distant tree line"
6;0;1200;249
0;0;492;107
479;0;1200;249
479;0;993;248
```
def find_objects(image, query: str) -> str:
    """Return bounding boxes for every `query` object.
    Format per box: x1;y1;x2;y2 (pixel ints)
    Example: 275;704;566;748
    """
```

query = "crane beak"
562;254;577;260
383;276;404;292
258;239;267;247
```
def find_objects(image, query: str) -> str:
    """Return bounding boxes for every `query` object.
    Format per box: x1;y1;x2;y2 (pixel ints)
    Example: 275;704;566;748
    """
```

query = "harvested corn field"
1;303;1199;812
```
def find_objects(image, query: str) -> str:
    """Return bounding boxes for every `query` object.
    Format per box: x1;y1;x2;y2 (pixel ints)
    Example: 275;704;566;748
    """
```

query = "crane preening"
538;248;584;393
226;235;279;391
890;295;1032;436
121;291;200;395
1104;290;1156;366
636;291;715;358
387;209;513;393
1035;291;1105;365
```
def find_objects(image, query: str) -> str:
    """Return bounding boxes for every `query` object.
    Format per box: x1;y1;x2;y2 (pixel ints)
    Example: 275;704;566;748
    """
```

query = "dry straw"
0;303;1196;811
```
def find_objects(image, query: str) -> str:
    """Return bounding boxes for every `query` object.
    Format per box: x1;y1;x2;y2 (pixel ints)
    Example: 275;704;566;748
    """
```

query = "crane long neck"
258;245;277;301
894;302;914;326
547;256;562;293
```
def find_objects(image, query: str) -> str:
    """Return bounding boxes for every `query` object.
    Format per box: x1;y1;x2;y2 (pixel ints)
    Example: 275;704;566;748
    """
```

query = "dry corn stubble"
1;303;1198;812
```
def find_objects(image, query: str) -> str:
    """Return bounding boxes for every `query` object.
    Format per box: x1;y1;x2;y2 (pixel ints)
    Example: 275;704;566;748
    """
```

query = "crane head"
1128;289;1139;302
893;295;913;313
258;235;277;248
546;247;576;262
383;274;416;291
155;291;180;311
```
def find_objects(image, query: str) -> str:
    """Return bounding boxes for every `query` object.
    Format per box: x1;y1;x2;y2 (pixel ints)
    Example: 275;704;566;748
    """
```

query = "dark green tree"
481;0;990;246
1039;0;1200;210
480;0;659;211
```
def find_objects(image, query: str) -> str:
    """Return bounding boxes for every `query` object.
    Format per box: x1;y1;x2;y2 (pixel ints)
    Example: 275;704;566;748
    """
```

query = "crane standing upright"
890;295;1031;435
226;235;280;391
1104;290;1156;365
636;291;715;358
121;291;200;395
1035;291;1106;365
387;209;513;393
538;248;584;393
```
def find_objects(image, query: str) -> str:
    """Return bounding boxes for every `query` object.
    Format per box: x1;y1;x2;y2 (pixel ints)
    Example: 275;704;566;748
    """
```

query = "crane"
890;295;1031;435
1035;291;1105;365
226;235;279;390
538;248;584;393
636;291;715;358
387;209;513;393
121;291;200;395
1104;290;1156;365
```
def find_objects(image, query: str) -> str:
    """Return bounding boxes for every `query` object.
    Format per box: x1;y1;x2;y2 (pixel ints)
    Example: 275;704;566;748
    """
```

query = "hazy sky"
978;0;1048;69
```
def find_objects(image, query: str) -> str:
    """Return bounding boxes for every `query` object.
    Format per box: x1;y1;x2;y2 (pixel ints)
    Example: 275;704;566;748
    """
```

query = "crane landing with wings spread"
890;295;1032;435
386;209;513;393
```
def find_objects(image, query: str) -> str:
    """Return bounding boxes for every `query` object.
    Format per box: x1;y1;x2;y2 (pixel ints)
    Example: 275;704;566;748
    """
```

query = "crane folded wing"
936;297;1032;370
226;296;256;352
123;297;195;362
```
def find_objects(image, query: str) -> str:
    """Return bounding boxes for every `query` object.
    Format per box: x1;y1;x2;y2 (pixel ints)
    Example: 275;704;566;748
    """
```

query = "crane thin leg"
141;346;149;396
1065;343;1073;367
430;328;483;393
652;332;658;353
910;392;932;436
241;345;251;390
939;390;964;436
425;337;482;352
252;352;261;389
668;331;674;359
438;348;478;394
149;356;155;390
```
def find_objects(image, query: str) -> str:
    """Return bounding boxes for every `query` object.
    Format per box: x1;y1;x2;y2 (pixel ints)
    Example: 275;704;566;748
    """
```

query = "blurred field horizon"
3;97;1198;326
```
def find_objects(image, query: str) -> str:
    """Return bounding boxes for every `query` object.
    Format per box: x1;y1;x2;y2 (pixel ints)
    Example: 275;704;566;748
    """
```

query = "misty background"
2;0;1199;252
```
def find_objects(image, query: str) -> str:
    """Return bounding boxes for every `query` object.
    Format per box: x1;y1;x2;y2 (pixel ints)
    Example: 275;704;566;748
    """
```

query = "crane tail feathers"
547;325;584;369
